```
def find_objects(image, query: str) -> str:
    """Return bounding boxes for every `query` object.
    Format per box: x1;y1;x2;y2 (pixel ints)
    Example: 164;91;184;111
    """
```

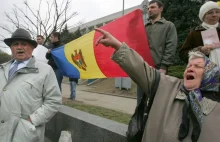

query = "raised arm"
95;28;159;97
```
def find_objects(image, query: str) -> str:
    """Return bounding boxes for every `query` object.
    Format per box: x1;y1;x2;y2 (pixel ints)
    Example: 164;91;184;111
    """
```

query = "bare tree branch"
0;25;13;34
5;12;19;28
13;4;38;29
0;0;78;43
44;1;53;29
13;9;20;28
0;34;6;39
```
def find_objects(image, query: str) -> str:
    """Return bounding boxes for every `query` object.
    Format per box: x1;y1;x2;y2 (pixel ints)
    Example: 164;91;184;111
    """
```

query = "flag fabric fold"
51;9;154;79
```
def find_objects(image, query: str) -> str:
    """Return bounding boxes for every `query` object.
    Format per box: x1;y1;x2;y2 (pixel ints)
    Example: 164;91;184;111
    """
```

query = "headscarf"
178;55;220;142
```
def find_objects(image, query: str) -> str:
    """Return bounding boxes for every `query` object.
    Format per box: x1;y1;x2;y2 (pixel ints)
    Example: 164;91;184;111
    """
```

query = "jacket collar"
176;90;218;115
146;17;166;26
52;41;63;48
0;57;39;78
18;57;39;74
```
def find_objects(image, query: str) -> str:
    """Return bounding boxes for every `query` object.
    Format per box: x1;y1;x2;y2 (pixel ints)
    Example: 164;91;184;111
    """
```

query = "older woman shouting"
95;28;220;142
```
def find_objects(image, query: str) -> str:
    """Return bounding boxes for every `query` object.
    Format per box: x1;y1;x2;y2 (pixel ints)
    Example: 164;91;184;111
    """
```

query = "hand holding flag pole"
95;28;122;51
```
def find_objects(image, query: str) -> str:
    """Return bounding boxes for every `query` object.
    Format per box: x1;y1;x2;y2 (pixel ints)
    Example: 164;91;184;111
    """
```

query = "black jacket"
69;78;78;83
46;41;63;69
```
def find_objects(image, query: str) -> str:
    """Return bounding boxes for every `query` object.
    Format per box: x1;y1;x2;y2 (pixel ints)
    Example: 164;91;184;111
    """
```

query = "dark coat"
69;78;78;83
179;25;220;63
45;41;64;69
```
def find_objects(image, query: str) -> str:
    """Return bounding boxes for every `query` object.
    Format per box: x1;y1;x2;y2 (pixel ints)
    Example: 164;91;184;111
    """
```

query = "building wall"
70;5;142;34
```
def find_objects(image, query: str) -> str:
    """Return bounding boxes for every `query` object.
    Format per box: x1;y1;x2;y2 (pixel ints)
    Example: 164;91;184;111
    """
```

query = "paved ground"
61;83;136;115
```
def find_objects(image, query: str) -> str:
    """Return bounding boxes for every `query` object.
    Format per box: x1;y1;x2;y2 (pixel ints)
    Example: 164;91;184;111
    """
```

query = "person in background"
68;78;78;100
46;32;64;91
137;0;178;105
33;35;48;63
179;1;220;64
0;28;61;142
95;27;220;142
36;35;45;45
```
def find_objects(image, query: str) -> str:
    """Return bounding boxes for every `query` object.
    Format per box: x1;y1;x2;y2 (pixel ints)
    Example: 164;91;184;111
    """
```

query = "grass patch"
168;65;186;79
63;98;132;124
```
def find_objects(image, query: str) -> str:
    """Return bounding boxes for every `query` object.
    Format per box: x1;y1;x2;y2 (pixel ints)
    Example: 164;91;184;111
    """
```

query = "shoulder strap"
148;71;160;110
141;71;161;131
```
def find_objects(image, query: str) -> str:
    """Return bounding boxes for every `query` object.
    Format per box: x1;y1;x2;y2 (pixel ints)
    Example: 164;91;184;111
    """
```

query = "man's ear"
160;7;163;12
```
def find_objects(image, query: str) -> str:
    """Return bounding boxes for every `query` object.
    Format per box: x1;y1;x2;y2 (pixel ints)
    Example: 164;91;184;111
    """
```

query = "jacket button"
1;120;4;123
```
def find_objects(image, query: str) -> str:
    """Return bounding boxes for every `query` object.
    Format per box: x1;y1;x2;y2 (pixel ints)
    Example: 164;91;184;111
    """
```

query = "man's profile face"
50;34;58;43
148;2;163;20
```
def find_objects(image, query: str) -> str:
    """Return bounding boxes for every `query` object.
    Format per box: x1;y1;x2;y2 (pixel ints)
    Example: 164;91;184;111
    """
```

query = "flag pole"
118;0;125;90
122;0;125;15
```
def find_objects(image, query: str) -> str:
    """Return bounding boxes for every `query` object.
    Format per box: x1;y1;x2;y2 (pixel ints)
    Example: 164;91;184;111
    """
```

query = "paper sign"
201;29;220;48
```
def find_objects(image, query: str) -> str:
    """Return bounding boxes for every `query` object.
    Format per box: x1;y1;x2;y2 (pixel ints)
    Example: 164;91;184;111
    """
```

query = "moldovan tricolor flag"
51;9;154;79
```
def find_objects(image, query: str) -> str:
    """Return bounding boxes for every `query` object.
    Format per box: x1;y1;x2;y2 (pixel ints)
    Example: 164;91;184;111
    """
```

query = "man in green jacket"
137;0;178;104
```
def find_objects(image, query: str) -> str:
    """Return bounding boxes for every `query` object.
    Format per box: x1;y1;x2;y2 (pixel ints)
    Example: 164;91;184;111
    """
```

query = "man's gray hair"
188;51;205;61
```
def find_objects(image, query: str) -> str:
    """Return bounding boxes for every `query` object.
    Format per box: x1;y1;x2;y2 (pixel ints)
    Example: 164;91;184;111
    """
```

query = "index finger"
95;28;107;35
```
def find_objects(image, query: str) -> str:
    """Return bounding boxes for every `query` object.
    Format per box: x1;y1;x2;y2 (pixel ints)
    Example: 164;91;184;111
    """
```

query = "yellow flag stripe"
64;31;106;79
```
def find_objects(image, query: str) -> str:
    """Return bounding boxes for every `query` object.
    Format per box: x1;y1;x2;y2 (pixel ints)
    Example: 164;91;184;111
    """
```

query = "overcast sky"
0;0;144;54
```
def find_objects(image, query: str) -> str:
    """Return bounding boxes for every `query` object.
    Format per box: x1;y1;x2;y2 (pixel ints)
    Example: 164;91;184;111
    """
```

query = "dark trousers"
54;69;63;92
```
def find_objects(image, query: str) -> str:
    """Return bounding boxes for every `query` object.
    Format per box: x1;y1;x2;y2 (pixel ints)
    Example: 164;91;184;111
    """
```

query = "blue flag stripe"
51;46;80;78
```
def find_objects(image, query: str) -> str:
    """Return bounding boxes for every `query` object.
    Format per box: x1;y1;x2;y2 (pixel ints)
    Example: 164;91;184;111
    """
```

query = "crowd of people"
0;0;220;142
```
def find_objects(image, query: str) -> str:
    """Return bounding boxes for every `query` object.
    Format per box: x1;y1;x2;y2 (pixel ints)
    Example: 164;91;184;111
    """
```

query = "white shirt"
32;45;48;63
10;58;31;71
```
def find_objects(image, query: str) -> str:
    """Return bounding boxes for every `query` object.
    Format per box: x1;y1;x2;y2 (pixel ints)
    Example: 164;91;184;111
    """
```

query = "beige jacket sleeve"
111;43;158;97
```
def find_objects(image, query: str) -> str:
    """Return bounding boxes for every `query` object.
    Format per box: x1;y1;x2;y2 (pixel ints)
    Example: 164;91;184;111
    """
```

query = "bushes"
0;51;12;64
160;0;204;65
167;65;185;79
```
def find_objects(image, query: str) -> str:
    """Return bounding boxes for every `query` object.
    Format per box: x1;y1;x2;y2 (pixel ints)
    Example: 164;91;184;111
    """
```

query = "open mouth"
186;74;195;80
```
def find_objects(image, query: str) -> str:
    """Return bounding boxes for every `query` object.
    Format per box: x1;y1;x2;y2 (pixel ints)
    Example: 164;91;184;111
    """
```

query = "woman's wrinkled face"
183;58;205;91
203;9;220;25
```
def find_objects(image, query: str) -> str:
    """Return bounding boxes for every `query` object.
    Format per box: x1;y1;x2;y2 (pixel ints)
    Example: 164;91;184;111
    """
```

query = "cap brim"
4;37;37;48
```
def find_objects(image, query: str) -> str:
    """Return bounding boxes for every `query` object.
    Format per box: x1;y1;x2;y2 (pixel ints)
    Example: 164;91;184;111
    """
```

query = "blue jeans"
70;81;76;99
137;86;143;105
54;69;63;92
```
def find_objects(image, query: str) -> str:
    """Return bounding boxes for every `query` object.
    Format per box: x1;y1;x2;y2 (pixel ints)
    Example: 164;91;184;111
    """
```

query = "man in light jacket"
0;28;62;142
